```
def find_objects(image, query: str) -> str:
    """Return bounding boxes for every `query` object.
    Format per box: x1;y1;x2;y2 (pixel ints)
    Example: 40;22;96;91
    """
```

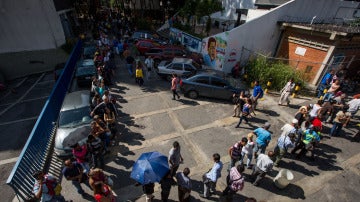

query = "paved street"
60;55;360;202
1;54;360;202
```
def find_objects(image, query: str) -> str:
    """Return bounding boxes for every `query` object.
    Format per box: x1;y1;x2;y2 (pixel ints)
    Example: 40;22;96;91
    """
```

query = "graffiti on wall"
201;32;229;70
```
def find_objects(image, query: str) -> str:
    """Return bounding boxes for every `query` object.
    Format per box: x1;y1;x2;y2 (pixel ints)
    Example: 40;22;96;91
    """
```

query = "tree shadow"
278;161;319;177
256;109;280;117
243;174;305;200
176;98;200;106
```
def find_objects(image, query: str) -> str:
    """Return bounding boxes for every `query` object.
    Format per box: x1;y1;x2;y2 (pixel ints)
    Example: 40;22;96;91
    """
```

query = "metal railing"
6;40;83;201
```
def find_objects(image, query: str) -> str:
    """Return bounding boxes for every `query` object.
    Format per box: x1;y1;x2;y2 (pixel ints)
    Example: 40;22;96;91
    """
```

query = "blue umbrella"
130;151;170;184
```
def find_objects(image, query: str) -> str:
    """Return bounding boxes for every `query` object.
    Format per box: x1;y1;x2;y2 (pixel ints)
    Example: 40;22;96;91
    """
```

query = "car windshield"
76;66;95;76
59;107;92;128
192;61;201;69
225;77;247;89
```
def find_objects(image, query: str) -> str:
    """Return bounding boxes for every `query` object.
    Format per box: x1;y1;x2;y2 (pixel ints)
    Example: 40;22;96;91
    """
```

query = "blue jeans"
253;143;266;155
330;122;343;136
235;115;248;127
239;151;253;167
127;64;133;76
317;84;327;98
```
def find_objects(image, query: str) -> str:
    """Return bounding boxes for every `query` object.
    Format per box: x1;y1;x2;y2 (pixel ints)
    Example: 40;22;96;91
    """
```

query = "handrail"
6;40;83;201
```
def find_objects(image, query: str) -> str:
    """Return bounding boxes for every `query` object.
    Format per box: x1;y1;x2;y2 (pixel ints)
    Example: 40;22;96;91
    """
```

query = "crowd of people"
30;7;360;202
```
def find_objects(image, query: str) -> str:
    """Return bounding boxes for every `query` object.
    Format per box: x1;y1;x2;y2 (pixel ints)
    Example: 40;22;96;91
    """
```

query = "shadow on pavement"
256;109;280;117
243;173;306;200
177;99;200;106
279;160;319;177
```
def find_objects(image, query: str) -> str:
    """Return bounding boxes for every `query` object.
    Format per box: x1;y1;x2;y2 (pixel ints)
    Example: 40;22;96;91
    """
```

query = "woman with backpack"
222;164;245;201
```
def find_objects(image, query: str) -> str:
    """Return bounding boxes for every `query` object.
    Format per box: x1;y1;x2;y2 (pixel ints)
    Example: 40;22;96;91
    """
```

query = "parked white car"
157;58;199;81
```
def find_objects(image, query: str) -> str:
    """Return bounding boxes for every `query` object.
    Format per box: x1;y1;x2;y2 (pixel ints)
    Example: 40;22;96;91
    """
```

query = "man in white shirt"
201;153;223;198
144;56;154;80
278;78;295;106
348;97;360;116
251;151;274;186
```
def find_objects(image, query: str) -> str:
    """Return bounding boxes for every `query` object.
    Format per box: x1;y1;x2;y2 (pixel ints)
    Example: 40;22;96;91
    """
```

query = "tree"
179;0;222;34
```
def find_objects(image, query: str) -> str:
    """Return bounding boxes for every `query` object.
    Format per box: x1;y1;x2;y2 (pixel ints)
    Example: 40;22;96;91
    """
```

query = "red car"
145;45;203;68
135;40;160;55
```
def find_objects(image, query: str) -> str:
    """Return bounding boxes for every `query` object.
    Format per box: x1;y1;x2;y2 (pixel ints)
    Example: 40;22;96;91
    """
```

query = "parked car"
83;44;97;59
180;72;248;100
157;58;199;81
131;31;167;45
76;59;96;87
54;90;92;159
145;46;187;67
135;39;161;55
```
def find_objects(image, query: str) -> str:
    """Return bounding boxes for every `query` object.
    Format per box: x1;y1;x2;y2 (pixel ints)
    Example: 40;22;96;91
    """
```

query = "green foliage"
173;22;205;39
246;56;306;91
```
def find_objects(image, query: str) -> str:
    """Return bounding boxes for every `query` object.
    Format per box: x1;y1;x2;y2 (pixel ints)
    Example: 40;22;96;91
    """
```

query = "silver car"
54;90;92;158
157;58;199;81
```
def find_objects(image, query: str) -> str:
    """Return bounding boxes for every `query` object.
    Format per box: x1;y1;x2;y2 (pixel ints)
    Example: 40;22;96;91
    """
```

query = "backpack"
43;175;62;196
230;176;244;192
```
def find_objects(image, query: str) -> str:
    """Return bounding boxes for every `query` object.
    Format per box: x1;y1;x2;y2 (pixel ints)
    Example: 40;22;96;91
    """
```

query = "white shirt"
348;99;360;114
280;123;295;137
145;58;154;68
309;104;321;117
242;141;254;154
256;154;273;172
206;161;223;182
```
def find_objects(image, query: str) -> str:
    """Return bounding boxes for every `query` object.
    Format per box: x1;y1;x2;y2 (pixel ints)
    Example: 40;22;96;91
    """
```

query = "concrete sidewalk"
26;54;360;202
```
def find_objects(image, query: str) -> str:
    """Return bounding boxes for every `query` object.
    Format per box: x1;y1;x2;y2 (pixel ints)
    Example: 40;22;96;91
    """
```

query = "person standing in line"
169;141;184;177
278;78;295;106
125;53;135;77
171;74;181;100
222;164;245;201
253;122;272;159
143;183;155;202
32;170;65;202
62;159;90;197
160;171;173;202
144;56;154;81
251;80;263;112
273;131;296;167
228;137;248;171
239;133;255;169
294;106;308;129
251;151;274;186
201;153;223;199
176;168;192;202
293;126;321;161
135;60;144;86
330;106;351;137
317;70;334;98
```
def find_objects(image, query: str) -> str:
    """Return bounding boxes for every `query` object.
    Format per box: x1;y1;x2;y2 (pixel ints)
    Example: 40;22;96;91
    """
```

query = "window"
194;77;210;85
211;78;227;87
184;64;195;72
305;65;313;73
147;49;162;53
170;63;183;70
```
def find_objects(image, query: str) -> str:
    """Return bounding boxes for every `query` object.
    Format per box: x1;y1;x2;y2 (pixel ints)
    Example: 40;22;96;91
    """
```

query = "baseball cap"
292;119;299;125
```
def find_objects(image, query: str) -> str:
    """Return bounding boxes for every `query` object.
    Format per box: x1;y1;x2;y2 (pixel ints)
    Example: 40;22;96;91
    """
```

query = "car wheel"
188;90;198;99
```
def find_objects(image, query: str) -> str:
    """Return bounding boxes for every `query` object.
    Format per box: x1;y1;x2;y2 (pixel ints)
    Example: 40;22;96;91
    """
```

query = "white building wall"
0;0;65;53
202;0;360;73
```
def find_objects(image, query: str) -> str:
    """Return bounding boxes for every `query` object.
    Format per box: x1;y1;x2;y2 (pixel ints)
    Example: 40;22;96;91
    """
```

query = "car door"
190;76;212;97
210;77;232;99
167;63;183;75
